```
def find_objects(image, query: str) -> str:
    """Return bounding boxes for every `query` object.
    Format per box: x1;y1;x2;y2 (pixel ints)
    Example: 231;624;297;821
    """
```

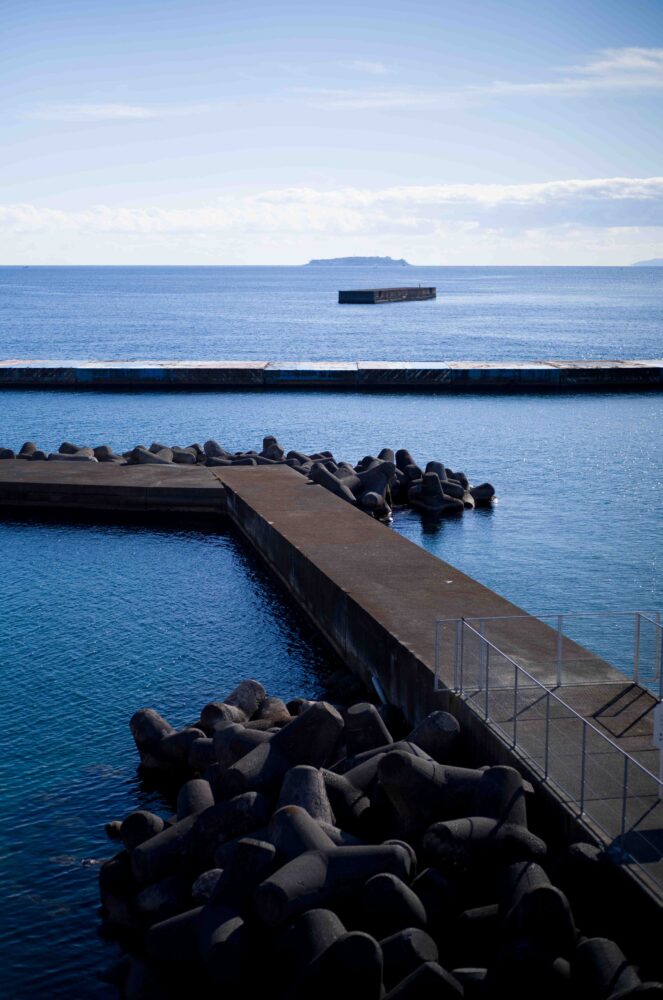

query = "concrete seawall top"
0;358;661;391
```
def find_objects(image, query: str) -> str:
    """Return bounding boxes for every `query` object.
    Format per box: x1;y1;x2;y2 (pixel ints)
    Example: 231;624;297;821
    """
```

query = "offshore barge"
338;286;436;304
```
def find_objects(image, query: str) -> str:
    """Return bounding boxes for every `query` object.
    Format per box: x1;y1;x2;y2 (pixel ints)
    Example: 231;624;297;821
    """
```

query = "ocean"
0;265;661;996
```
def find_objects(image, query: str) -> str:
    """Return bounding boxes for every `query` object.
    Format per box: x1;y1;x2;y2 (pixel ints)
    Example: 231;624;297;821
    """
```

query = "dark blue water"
0;265;661;361
0;518;344;998
0;266;662;996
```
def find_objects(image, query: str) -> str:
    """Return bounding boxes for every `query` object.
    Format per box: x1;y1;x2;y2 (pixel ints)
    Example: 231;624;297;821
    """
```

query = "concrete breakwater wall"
0;358;661;391
100;676;663;998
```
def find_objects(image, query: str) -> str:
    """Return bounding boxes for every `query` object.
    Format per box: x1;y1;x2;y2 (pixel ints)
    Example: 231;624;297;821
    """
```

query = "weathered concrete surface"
0;459;226;514
216;465;663;904
0;358;661;390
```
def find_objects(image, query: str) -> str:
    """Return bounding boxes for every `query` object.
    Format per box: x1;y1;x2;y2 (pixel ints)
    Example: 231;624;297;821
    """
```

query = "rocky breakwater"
100;678;661;999
1;436;495;521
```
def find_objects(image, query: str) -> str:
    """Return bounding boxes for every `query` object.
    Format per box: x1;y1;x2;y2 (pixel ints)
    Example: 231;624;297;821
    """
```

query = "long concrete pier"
1;358;662;391
1;458;661;919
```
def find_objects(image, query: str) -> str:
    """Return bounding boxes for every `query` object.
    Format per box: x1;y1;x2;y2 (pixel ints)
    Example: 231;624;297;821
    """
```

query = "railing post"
556;614;564;686
457;619;464;694
544;692;551;778
580;721;587;814
621;756;629;848
513;660;519;748
656;612;662;701
479;619;486;689
484;643;490;720
633;613;641;686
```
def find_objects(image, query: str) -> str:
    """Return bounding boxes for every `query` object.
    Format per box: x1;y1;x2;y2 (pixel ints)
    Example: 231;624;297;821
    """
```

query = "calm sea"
0;263;661;361
0;265;661;996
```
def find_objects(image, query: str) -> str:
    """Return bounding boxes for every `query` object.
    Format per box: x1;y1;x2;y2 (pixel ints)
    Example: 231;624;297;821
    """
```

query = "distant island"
306;256;410;266
632;258;663;266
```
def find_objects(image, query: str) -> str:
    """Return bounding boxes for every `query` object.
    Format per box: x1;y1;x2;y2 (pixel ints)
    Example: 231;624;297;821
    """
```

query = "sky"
1;0;663;265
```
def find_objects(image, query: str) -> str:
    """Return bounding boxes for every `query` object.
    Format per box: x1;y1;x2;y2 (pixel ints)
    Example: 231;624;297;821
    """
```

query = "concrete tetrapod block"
256;696;292;724
499;861;577;958
145;906;203;964
454;904;500;968
171;446;197;464
395;449;417;472
345;702;394;757
450;967;488;998
321;769;372;833
134;874;192;925
131;813;198;886
211;725;272;773
377;751;486;840
130;446;173;465
197;904;248;989
120;811;165;852
177;779;215;820
380;928;439;992
550;842;618;939
189;791;272;869
268;805;337;861
224;678;267;718
191;869;224;904
406;711;460;762
99;851;140;929
213;740;291;801
360;872;428;939
334;739;433;775
282;931;384;1000
410;867;461;935
309;462;357;504
355;460;396;498
318;821;365;847
277;766;334;824
200;701;247;729
384;960;464;999
571;937;663;999
472;765;529;827
470;482;496;505
271;700;344;768
203;439;232;459
486;939;574;1000
422;817;547;875
275;908;346;978
210;838;277;909
188;737;216;770
129;708;175;759
158;727;206;766
254;843;415;927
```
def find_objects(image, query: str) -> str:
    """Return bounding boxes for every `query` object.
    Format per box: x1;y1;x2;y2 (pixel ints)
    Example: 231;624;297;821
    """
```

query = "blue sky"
2;0;662;263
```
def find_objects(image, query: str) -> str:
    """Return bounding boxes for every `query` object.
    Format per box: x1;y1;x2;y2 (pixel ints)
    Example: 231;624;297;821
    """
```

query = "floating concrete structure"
338;287;436;303
0;358;661;391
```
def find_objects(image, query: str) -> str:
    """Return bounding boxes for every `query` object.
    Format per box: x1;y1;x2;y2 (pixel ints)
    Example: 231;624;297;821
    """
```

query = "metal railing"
435;611;663;696
433;615;663;892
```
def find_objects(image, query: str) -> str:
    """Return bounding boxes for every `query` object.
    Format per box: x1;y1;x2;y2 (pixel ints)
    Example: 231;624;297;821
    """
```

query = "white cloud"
570;47;663;76
27;102;224;122
0;177;663;256
1;178;662;243
345;60;387;75
307;46;663;109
